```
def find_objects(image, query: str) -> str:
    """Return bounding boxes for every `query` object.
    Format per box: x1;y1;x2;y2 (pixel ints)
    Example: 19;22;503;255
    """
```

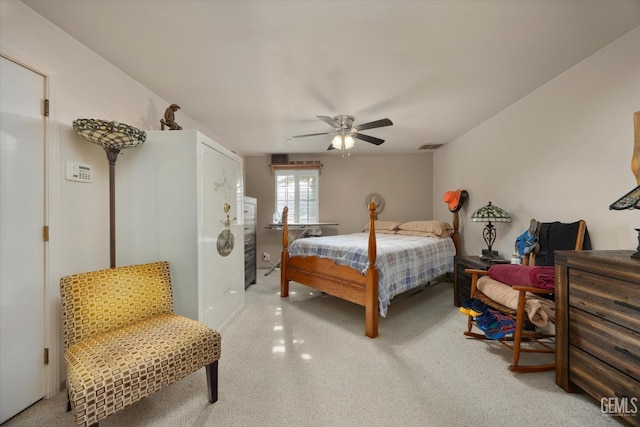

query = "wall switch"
263;252;270;262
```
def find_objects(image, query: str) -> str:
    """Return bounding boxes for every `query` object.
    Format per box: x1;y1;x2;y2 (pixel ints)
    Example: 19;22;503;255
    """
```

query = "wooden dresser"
243;197;257;288
555;250;640;425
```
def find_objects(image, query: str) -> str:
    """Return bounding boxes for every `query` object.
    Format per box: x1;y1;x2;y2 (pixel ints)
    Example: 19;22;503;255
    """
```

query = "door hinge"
44;348;49;365
44;99;49;117
43;225;49;242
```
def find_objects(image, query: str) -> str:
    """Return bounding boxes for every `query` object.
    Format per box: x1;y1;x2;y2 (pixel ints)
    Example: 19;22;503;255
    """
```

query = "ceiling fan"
292;115;393;154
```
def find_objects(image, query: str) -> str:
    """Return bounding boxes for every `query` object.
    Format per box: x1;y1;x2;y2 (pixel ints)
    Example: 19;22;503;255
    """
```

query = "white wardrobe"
116;130;244;330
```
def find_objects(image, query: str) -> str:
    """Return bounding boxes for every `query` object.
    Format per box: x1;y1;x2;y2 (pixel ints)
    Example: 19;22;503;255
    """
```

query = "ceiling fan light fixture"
331;135;342;149
331;135;356;150
344;135;355;149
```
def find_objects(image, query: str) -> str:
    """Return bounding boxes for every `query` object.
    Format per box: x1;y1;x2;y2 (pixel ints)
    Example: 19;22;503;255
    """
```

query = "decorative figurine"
160;103;182;130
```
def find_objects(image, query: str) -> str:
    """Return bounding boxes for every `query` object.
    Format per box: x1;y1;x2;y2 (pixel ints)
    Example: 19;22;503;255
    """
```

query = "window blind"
275;169;319;223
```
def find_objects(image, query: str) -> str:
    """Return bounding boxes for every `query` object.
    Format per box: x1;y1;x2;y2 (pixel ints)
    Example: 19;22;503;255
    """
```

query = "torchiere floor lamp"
72;119;146;268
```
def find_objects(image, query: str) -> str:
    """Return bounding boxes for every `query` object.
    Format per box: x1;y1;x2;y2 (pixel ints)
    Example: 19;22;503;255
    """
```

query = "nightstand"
453;255;506;306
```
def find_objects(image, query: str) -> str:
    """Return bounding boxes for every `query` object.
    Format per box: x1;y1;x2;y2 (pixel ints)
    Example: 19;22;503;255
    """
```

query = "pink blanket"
488;264;556;290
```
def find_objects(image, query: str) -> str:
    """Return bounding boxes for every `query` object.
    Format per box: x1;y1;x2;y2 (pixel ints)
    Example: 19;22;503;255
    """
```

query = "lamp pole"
104;147;121;268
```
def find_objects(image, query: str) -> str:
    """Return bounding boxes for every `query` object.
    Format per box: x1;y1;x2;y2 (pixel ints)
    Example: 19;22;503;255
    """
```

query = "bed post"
280;206;290;298
365;201;379;338
451;211;461;256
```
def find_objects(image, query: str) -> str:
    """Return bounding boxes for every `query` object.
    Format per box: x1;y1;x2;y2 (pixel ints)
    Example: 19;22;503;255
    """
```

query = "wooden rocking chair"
464;219;588;373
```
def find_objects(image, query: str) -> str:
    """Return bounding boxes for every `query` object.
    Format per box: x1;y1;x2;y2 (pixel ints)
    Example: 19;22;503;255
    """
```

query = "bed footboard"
280;203;379;337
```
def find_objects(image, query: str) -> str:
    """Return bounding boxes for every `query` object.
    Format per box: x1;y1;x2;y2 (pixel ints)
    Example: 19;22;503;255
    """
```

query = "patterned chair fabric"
60;261;221;427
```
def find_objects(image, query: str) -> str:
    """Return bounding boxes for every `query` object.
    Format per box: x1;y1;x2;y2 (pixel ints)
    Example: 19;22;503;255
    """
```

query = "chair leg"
464;314;489;339
463;274;488;339
206;360;219;403
509;291;527;370
507;290;555;373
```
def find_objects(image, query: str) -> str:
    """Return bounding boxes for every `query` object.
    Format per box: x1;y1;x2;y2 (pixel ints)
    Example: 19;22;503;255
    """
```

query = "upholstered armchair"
60;261;221;427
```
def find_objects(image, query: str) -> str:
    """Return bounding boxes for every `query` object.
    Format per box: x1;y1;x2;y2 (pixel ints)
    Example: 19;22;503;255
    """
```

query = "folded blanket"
477;276;550;327
488;264;556;290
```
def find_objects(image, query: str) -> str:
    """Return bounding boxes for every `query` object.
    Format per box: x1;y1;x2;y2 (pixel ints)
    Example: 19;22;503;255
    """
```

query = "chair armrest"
465;268;489;276
511;285;554;294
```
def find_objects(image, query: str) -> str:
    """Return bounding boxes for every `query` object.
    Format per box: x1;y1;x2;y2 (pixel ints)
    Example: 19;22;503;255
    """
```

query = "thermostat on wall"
66;161;92;183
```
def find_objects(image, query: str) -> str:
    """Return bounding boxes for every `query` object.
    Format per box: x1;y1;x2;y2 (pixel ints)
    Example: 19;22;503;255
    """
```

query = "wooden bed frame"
280;202;461;338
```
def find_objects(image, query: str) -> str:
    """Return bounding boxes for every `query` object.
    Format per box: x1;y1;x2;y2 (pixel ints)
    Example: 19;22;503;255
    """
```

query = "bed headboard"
282;201;461;256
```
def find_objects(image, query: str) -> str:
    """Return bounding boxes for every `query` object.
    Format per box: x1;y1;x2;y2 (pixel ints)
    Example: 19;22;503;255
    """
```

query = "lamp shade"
72;119;146;149
471;202;511;223
610;185;640;210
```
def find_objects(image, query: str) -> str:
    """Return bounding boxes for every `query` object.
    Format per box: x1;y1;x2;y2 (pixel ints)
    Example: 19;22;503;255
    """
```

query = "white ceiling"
23;0;640;156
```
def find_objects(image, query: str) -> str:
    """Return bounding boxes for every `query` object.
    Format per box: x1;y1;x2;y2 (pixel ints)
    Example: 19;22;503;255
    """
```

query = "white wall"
434;27;640;258
0;0;224;396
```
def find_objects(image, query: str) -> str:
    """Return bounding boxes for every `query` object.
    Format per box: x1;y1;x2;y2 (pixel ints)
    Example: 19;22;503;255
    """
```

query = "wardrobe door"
200;141;244;329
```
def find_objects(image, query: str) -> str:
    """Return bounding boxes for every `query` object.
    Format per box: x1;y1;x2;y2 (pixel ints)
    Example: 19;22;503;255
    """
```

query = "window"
275;168;319;223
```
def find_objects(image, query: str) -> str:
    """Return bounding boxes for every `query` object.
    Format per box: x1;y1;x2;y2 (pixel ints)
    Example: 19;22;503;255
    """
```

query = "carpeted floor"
3;270;625;426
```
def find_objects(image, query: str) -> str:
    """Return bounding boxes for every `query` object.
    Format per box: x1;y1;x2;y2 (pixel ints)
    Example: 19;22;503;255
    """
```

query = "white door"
0;55;46;423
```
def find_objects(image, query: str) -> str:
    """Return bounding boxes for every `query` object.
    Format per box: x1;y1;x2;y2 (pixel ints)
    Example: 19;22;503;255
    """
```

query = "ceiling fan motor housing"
335;115;355;129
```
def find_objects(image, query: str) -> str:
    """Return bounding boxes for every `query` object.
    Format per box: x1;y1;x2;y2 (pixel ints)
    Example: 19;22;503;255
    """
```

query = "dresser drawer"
244;248;256;266
244;232;256;247
569;346;640;425
244;201;255;220
570;308;640;381
569;269;640;331
245;267;256;286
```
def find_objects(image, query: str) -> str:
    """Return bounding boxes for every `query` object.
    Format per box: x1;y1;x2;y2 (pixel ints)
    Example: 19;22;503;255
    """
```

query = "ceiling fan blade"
354;133;385;145
354;118;393;132
327;144;336;151
317;115;340;128
291;132;334;139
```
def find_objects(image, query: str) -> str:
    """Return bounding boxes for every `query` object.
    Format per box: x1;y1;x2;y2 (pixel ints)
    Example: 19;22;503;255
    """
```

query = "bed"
280;202;461;338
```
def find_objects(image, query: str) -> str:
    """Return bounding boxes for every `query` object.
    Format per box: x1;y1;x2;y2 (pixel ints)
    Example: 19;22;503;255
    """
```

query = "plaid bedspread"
288;233;455;316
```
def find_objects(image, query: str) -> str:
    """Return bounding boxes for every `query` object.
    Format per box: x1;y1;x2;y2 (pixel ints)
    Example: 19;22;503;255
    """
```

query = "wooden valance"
269;163;322;175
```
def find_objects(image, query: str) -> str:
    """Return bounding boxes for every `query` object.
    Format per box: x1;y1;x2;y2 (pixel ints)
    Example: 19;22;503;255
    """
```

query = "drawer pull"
614;300;640;313
614;345;640;362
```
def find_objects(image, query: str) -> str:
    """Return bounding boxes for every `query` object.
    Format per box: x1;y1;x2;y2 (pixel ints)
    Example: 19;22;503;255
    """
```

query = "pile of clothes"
460;298;516;339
